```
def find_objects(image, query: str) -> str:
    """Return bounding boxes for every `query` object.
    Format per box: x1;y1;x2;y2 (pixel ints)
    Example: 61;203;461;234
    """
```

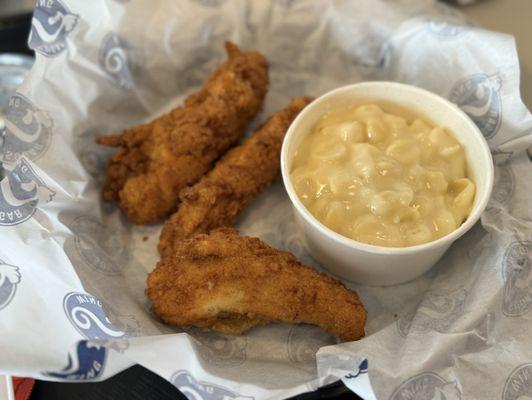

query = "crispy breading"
146;228;366;341
97;42;269;224
158;97;313;257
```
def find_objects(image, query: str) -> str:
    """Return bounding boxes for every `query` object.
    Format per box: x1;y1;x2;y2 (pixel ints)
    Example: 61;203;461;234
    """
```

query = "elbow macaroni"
291;104;475;247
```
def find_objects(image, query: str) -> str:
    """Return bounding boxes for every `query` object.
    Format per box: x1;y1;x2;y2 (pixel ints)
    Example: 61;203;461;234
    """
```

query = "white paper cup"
281;82;494;286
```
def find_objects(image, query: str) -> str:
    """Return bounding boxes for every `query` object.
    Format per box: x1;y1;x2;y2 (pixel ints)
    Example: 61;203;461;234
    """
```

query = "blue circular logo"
503;364;532;400
99;33;135;90
390;373;461;400
396;288;467;337
426;20;467;37
0;260;21;310
79;148;106;178
503;241;532;317
0;158;55;226
416;2;471;39
69;216;127;276
28;0;79;57
450;73;502;139
63;292;126;340
287;325;338;363
2;94;53;163
187;328;248;367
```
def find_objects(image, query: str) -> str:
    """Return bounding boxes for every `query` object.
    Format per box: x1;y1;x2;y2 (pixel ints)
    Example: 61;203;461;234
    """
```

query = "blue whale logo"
43;341;107;380
99;33;135;90
63;292;126;340
345;359;369;380
29;0;79;57
0;260;21;310
0;158;55;226
450;73;502;139
2;94;53;163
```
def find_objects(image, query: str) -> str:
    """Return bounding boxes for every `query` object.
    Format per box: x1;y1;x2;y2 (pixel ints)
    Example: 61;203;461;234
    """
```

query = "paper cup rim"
281;81;494;256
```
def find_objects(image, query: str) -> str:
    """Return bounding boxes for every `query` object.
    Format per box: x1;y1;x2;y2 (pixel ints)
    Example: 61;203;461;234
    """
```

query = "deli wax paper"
1;0;532;399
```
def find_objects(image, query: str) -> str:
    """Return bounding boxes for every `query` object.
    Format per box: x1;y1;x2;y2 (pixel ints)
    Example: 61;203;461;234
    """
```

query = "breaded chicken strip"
97;42;269;224
146;228;366;341
158;97;313;257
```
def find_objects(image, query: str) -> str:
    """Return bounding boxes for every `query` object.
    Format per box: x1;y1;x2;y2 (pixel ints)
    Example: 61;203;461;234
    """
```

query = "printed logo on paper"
260;215;314;265
491;150;515;206
69;215;127;276
76;127;110;179
28;0;79;57
345;359;368;380
416;1;470;38
450;73;502;139
99;305;140;351
354;40;391;69
425;20;466;37
503;364;532;400
503;241;532;317
493;149;514;166
43;340;107;380
187;328;248;367
287;325;339;363
397;288;467;336
0;260;21;311
99;33;135;90
171;370;254;400
79;149;106;177
2;94;53;163
390;372;461;400
317;353;366;376
492;163;515;205
347;29;390;69
0;158;55;226
63;292;127;340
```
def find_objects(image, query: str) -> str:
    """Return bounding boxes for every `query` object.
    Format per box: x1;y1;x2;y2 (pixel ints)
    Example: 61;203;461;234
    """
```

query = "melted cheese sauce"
291;104;475;247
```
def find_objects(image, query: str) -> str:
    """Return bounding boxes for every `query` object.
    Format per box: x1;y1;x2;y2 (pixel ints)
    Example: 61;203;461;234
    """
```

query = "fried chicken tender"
146;228;366;341
158;97;313;258
96;42;269;224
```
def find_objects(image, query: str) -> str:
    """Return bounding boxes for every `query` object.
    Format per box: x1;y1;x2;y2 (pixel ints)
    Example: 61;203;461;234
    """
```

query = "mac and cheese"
290;104;475;247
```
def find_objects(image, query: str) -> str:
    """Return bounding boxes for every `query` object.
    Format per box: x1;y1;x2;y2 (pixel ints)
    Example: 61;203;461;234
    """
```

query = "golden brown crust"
146;228;366;341
158;97;313;257
97;42;269;224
